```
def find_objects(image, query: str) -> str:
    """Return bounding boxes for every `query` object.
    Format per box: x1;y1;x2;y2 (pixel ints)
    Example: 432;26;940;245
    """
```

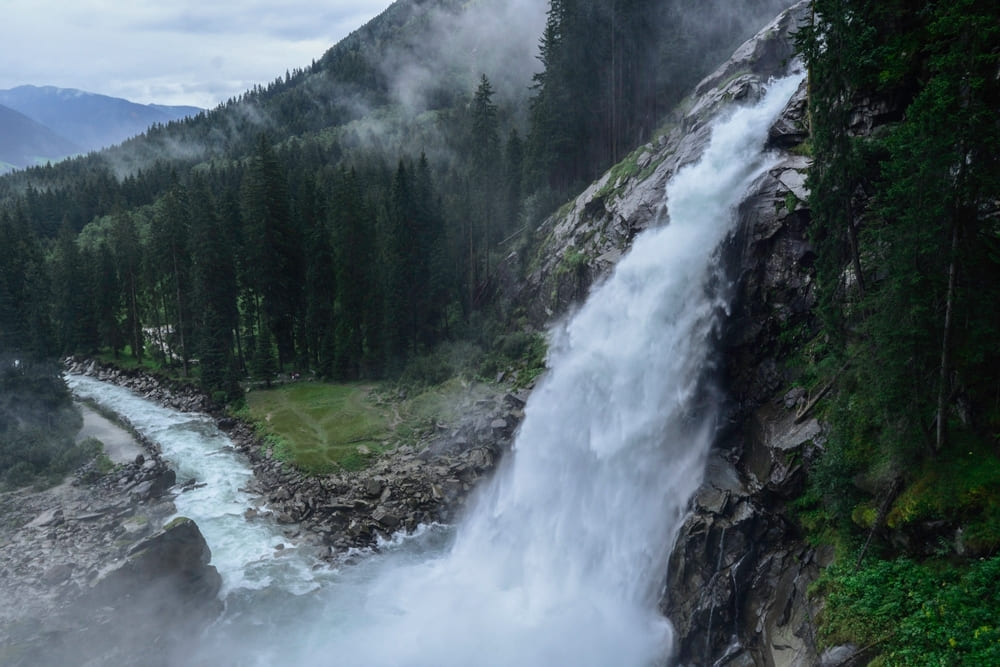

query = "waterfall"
68;71;802;667
273;71;803;667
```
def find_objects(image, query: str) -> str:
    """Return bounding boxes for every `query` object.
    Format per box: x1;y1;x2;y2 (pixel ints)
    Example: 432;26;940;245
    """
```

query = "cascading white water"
64;374;325;595
67;72;802;667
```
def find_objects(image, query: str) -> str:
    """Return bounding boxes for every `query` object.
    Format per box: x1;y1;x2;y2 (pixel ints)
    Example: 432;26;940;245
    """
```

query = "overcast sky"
0;0;394;109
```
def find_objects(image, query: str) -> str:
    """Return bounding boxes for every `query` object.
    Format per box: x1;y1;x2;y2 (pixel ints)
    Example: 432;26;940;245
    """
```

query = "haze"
0;0;394;108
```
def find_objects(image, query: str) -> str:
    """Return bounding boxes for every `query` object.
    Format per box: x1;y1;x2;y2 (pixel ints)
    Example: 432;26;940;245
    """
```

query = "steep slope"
0;85;201;153
0;103;80;172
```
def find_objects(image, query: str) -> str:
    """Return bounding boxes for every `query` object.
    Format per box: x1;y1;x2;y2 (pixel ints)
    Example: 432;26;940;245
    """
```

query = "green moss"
789;139;813;157
885;434;1000;552
593;142;668;201
784;190;799;213
164;516;191;530
554;247;587;277
851;503;878;529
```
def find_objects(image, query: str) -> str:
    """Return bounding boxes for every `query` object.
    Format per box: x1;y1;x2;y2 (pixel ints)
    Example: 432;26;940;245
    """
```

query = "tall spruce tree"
240;135;303;369
189;178;240;398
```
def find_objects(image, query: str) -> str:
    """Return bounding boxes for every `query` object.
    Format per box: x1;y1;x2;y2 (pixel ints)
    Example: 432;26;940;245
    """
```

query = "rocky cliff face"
507;3;829;664
513;2;810;327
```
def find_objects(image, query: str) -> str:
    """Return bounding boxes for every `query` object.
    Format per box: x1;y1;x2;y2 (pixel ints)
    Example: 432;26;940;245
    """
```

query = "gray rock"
42;562;74;585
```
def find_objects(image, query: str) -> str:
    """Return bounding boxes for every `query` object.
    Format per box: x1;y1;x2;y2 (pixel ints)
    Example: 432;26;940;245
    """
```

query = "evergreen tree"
0;209;52;356
91;242;123;358
331;168;374;379
188;178;240;398
50;220;96;354
300;173;337;377
240;135;303;368
106;212;146;362
251;329;278;388
151;186;193;373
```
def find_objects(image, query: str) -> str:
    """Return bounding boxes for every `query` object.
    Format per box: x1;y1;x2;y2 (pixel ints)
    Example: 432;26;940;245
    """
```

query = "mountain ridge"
0;103;81;172
0;84;201;170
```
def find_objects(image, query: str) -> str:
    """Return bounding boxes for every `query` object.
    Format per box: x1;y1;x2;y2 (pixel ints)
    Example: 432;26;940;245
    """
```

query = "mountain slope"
0;85;201;153
0;103;80;172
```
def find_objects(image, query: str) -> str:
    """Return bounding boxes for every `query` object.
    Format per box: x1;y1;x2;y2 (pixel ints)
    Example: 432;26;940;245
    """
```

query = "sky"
0;0;394;109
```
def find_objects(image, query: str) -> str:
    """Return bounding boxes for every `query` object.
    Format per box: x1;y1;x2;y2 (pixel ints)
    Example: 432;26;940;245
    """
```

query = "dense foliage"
819;556;1000;665
0;355;90;488
797;0;1000;660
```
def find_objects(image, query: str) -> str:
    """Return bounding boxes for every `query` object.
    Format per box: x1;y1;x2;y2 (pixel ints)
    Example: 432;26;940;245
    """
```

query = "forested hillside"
796;0;1000;662
0;0;789;402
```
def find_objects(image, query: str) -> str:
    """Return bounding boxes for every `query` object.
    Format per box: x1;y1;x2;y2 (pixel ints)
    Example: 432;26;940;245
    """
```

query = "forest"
796;0;1000;662
0;0;790;398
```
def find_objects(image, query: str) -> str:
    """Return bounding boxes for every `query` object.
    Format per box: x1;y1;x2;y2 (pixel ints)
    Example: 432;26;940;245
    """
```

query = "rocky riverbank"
64;358;524;557
0;451;221;666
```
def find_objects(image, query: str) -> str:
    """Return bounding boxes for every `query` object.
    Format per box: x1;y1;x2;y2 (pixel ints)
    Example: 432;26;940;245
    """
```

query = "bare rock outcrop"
511;1;811;327
0;465;221;666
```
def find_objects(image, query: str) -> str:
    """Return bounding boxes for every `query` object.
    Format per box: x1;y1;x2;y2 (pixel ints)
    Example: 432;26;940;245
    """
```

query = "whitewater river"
66;72;802;667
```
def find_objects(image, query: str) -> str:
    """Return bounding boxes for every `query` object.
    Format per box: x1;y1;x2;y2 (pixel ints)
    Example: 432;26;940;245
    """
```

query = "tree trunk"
935;224;959;453
172;253;188;377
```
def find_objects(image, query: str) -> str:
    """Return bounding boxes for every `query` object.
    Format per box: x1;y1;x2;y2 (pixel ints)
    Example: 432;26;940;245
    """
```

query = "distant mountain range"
0;85;201;172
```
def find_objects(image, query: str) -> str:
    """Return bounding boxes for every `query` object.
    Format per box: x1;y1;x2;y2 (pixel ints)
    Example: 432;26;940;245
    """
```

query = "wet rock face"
661;73;825;667
664;397;829;666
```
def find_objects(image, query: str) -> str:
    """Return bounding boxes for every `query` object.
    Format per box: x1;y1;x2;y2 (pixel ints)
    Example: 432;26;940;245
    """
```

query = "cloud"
381;0;548;112
0;0;393;107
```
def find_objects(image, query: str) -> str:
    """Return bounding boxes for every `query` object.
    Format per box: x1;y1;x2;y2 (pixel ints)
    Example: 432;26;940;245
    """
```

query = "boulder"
91;516;221;606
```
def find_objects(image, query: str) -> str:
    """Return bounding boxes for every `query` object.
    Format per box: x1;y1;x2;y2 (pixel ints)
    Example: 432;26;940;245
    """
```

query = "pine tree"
151;186;193;374
110;212;145;363
331;167;374;379
240;135;303;369
188;178;239;398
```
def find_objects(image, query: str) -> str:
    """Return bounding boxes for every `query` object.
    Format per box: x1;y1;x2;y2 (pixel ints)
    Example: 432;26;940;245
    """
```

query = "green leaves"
821;556;1000;665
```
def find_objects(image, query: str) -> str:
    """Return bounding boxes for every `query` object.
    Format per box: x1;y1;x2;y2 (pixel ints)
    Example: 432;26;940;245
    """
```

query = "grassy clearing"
244;377;502;474
246;382;391;473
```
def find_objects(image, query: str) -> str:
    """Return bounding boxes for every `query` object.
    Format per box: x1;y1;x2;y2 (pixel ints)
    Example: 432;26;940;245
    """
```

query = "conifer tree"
240;135;303;368
189;178;239;398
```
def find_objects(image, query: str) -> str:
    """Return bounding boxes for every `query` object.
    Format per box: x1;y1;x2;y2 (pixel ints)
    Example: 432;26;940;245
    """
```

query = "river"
66;72;802;666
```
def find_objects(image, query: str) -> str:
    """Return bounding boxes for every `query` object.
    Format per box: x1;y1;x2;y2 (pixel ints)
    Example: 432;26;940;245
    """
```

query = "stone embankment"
65;358;523;556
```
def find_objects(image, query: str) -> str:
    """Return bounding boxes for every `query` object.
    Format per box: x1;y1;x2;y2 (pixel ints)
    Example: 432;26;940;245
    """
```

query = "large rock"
663;408;827;666
91;516;221;603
